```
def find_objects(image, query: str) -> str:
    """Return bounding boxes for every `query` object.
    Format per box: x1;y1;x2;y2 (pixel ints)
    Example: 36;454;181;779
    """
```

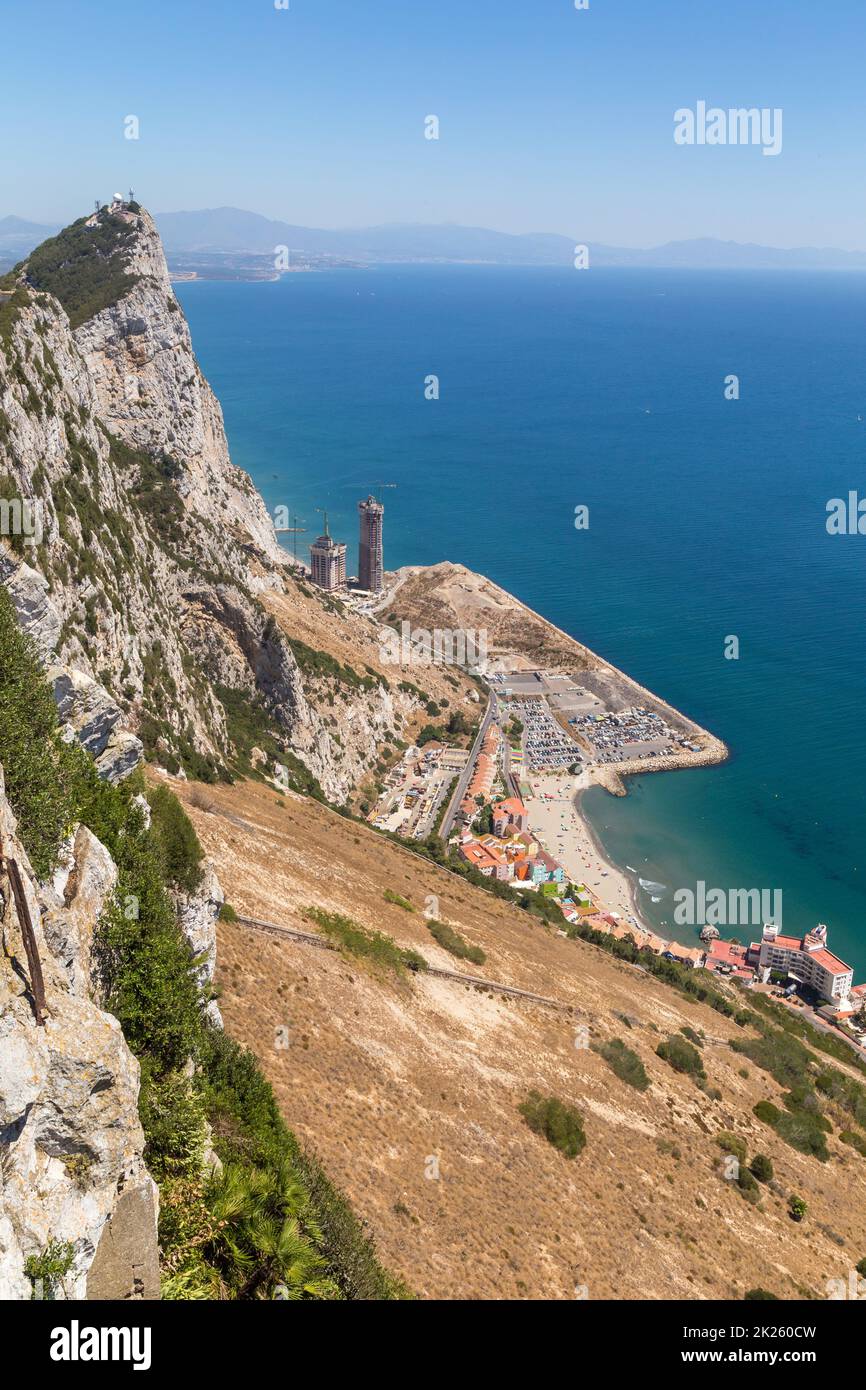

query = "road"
438;695;495;840
501;727;522;801
234;913;574;1012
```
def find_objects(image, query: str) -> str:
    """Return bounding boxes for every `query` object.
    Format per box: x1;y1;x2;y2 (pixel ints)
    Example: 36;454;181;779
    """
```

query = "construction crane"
342;482;396;505
371;482;396;504
274;512;307;562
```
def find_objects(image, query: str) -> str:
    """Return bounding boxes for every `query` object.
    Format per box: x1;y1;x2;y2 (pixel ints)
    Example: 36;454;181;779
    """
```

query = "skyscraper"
309;513;347;591
357;494;384;593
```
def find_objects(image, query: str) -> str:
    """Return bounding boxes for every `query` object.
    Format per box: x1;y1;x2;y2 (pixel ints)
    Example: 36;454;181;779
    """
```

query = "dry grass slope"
170;774;866;1301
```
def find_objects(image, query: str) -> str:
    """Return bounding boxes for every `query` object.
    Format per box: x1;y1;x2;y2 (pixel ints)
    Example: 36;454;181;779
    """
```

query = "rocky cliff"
0;204;479;1302
0;765;159;1300
0;203;462;801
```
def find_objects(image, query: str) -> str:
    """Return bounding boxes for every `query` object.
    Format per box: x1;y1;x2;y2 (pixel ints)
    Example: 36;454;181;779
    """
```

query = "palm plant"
204;1158;339;1299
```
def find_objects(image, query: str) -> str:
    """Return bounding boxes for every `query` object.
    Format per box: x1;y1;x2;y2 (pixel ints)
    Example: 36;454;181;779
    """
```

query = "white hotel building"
752;924;853;1009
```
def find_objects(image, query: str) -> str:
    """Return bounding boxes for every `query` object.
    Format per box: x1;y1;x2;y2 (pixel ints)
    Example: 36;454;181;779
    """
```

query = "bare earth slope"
173;774;866;1301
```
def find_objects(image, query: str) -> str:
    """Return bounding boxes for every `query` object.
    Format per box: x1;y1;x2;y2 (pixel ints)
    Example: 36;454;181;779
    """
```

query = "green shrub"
751;1097;827;1160
24;1240;75;1300
715;1131;747;1165
749;1153;774;1183
730;1029;813;1092
745;1288;779;1300
59;1153;94;1188
840;1129;866;1156
140;1067;207;1181
518;1091;586;1159
753;1100;781;1126
735;1165;761;1204
781;1083;831;1130
427;919;486;966
147;783;204;894
94;896;201;1070
815;1067;866;1129
304;906;427;976
218;901;239;923
92;804;203;1071
788;1193;807;1222
775;1110;829;1162
595;1038;649;1092
284;636;379;693
383;888;414;912
0;585;78;875
656;1034;706;1083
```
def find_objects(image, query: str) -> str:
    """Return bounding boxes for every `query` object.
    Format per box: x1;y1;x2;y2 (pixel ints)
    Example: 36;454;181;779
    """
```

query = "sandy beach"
522;770;650;931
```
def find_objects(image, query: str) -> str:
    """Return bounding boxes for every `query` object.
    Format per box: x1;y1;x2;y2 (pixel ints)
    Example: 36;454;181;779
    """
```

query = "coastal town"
290;496;866;1054
365;654;866;1054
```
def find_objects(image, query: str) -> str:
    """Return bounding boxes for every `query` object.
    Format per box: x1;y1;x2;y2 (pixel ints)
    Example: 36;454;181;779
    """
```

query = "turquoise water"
176;267;866;975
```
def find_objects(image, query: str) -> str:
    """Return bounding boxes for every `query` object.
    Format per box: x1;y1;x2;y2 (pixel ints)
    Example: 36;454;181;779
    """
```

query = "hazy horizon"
3;0;865;248
6;207;866;261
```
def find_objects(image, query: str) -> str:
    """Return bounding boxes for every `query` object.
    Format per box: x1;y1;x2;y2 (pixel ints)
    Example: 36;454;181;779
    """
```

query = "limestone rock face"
0;204;436;802
176;861;224;1028
0;767;158;1301
0;555;62;660
73;210;283;567
50;666;144;782
42;825;118;998
0;205;366;792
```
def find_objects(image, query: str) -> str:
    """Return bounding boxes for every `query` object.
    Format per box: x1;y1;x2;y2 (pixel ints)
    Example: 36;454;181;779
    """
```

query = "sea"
175;265;866;977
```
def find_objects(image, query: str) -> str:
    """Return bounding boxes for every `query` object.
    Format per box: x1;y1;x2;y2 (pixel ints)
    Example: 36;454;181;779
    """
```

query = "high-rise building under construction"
357;495;384;592
309;514;347;591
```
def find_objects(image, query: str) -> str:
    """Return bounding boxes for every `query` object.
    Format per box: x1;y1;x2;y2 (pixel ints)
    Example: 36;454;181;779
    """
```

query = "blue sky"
3;0;864;247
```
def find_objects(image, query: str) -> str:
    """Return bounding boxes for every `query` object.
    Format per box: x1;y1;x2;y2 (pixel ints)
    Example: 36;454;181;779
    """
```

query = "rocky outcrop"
0;208;286;775
176;862;224;1029
85;1182;160;1301
1;204;475;801
0;766;158;1300
0;555;61;660
42;825;118;998
72;209;283;568
50;667;144;782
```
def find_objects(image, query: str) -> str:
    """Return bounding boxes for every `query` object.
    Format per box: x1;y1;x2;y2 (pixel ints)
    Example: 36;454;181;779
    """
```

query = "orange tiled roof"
707;940;748;965
762;934;851;976
810;949;851;975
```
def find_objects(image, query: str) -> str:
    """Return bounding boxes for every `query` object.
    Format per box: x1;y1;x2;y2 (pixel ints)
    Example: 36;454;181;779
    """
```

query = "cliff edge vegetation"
0;584;406;1299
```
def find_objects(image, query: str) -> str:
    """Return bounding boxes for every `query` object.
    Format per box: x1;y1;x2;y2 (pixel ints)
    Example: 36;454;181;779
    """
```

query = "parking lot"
501;697;582;771
571;707;677;763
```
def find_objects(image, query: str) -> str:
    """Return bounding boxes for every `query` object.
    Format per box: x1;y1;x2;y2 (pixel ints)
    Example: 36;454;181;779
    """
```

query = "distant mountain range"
4;208;866;271
0;215;62;260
